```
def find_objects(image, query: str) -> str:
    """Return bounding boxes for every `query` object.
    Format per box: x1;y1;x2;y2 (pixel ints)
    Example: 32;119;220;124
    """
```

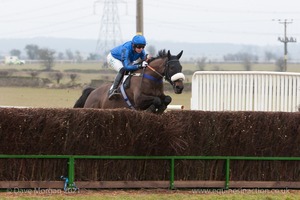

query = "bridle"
146;57;181;86
164;59;181;86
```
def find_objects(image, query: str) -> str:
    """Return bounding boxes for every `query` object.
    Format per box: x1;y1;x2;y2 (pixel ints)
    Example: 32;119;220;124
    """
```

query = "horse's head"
164;50;185;94
147;49;185;94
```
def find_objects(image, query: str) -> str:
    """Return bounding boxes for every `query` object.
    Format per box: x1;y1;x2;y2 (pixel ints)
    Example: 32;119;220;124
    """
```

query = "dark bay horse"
74;49;185;114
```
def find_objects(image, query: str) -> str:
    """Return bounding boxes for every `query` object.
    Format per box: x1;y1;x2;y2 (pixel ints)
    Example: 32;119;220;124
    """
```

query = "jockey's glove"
145;54;151;61
138;61;148;69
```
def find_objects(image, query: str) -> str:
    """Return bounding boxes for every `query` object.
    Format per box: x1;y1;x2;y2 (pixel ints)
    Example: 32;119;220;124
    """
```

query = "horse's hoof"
146;105;156;113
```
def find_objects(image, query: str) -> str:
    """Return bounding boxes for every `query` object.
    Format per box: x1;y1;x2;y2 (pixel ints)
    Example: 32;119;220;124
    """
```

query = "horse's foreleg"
145;97;162;113
135;94;162;113
146;105;156;113
156;95;172;114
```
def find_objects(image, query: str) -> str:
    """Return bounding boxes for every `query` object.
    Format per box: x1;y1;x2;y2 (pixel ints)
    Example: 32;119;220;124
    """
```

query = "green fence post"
68;156;75;188
225;158;230;190
170;158;175;190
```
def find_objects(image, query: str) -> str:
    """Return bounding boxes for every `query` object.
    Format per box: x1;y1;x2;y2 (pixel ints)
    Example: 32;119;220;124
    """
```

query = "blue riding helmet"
132;35;146;45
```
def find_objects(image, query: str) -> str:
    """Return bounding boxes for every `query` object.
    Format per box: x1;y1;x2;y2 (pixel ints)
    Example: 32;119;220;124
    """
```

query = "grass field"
0;87;192;109
3;61;298;110
4;61;300;71
0;62;192;109
1;62;300;86
0;87;81;108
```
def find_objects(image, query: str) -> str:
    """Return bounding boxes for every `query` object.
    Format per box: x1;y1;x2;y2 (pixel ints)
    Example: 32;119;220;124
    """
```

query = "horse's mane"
148;49;168;63
157;49;168;58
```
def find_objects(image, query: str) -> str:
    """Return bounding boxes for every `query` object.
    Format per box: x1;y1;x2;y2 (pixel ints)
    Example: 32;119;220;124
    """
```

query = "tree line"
196;51;286;72
7;44;101;71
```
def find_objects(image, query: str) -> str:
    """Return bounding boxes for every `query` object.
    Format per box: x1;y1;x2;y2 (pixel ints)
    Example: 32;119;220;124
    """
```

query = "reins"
146;65;164;79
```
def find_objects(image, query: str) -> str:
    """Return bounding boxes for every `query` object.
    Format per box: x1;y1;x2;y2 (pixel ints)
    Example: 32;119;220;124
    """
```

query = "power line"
274;19;297;71
0;14;95;38
0;0;73;18
0;6;92;23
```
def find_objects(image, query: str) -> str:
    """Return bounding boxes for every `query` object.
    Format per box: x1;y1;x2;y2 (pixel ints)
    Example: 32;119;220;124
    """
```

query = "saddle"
121;71;142;90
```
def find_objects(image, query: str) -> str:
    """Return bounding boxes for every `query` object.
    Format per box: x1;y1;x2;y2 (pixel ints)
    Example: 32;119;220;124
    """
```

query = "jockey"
107;34;151;100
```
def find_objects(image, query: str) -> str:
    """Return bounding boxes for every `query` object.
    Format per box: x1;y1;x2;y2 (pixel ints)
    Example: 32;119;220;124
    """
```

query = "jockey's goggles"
134;45;145;49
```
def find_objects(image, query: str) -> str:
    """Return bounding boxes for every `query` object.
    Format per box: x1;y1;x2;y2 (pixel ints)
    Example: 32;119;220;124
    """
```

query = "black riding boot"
108;69;124;100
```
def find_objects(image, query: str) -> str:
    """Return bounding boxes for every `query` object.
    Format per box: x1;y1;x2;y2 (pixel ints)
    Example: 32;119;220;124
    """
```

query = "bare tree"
57;52;64;60
49;72;64;84
87;53;98;60
65;49;74;60
10;49;21;57
38;48;56;71
243;56;252;71
75;51;83;63
69;73;78;83
223;52;258;65
275;57;285;71
196;57;207;71
25;44;39;60
264;51;277;62
28;71;40;78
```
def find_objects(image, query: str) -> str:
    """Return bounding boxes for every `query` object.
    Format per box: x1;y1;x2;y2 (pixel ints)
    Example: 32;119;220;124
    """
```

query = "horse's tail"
73;87;95;108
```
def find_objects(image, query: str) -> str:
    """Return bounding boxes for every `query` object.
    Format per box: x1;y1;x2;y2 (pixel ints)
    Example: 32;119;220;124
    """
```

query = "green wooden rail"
1;155;300;190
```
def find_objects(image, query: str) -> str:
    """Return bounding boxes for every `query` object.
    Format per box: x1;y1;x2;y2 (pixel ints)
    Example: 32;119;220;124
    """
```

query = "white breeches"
107;53;142;72
107;53;123;72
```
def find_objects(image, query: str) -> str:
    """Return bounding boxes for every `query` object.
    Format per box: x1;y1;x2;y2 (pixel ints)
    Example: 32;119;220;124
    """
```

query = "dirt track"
1;188;298;199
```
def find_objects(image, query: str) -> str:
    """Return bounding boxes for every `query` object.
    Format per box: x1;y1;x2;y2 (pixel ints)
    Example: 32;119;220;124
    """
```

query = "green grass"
0;87;191;109
0;87;81;108
165;91;191;109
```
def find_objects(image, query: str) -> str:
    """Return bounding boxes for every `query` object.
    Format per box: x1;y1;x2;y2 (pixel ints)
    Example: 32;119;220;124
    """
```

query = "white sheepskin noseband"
171;73;185;82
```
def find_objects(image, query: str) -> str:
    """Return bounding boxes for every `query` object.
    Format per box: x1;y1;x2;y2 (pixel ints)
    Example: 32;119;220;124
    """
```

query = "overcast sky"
1;0;300;46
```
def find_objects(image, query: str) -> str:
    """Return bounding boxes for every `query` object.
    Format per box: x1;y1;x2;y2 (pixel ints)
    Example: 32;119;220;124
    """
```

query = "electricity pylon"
94;0;123;64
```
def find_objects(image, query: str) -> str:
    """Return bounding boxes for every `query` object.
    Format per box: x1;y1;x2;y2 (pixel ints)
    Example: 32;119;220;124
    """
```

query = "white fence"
191;71;300;112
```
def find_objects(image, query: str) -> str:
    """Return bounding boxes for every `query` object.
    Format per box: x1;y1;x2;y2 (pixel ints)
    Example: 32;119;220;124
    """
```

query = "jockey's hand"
145;54;151;62
139;61;148;69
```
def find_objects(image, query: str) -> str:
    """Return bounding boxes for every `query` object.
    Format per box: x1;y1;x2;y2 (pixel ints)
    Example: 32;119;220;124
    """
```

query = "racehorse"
73;49;185;114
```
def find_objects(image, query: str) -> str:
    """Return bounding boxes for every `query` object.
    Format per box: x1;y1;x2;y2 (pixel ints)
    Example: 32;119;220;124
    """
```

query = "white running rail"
191;71;300;112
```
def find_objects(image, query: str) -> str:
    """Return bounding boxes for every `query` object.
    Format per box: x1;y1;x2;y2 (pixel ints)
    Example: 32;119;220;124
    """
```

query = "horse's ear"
167;50;171;59
177;50;183;59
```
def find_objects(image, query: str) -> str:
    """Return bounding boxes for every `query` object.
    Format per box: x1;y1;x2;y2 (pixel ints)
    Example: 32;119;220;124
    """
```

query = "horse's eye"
170;64;176;70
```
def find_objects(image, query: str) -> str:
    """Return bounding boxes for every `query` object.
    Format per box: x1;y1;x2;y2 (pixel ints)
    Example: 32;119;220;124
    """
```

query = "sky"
1;0;300;46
